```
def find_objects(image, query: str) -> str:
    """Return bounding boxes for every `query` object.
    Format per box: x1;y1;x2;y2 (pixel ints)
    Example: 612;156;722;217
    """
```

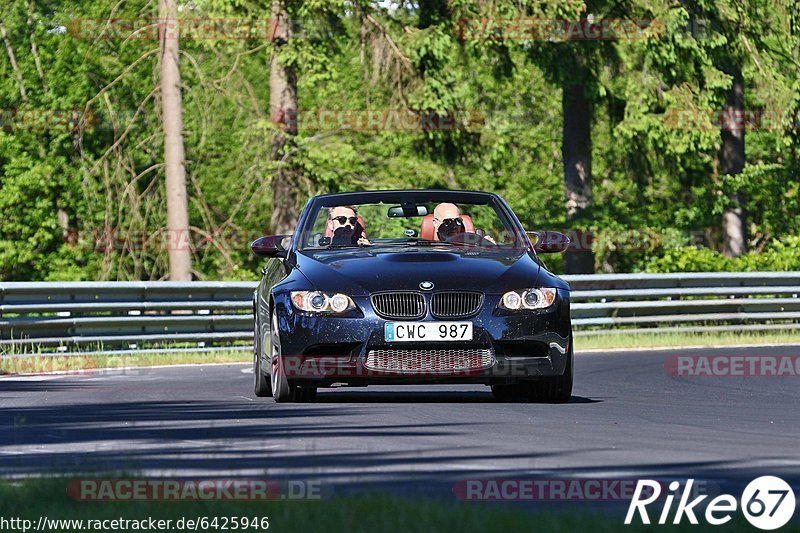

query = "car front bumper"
272;291;571;386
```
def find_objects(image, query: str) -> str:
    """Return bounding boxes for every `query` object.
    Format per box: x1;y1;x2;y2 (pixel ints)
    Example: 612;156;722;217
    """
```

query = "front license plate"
385;321;472;342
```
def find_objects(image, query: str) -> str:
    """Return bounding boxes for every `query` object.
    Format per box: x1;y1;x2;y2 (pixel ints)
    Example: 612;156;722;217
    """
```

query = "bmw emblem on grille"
419;281;434;290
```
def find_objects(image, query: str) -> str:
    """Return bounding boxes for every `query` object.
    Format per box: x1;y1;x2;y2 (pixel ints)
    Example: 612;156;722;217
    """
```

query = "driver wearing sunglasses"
327;205;371;247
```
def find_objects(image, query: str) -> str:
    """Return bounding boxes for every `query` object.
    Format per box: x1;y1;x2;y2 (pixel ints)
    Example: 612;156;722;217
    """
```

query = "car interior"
419;213;474;240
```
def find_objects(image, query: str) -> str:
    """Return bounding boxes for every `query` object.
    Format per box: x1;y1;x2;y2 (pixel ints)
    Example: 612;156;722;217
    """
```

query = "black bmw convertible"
251;189;573;403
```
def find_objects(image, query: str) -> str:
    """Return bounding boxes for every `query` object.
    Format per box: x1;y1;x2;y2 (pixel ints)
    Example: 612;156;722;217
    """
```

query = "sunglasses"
440;217;465;228
331;216;358;225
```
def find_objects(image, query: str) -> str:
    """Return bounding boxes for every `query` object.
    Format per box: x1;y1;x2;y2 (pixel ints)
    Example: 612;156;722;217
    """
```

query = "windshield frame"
293;189;531;254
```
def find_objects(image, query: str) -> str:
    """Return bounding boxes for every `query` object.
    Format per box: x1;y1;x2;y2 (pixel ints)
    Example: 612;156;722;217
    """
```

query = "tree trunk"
0;22;28;102
720;65;746;258
25;0;47;92
159;0;192;280
269;0;300;236
562;82;594;274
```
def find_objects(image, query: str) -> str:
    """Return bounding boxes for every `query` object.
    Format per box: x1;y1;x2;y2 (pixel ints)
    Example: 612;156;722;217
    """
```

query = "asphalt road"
1;345;799;499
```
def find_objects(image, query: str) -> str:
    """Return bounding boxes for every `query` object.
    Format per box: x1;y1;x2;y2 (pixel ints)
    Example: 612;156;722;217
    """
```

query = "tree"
720;63;746;257
159;0;192;280
269;0;300;236
1;0;799;282
528;5;619;275
0;20;27;101
562;73;595;274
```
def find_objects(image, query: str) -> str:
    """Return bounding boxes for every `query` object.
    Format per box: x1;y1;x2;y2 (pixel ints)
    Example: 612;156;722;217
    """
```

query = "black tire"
525;334;573;404
270;311;296;402
253;313;272;397
269;311;319;403
490;384;525;401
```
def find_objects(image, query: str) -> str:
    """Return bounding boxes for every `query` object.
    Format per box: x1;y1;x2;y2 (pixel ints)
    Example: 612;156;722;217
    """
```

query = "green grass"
0;478;767;532
575;329;800;351
0;349;250;375
3;330;800;375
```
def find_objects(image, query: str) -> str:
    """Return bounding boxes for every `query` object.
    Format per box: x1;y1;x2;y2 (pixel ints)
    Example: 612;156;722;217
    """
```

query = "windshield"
298;194;528;252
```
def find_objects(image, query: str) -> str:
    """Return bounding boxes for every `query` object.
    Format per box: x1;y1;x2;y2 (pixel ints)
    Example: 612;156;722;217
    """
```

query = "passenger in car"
431;203;496;244
432;203;464;241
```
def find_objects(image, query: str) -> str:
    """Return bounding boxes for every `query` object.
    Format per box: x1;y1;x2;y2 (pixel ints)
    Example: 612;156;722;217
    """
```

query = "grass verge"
0;349;249;375
3;330;800;376
575;329;800;351
0;478;765;533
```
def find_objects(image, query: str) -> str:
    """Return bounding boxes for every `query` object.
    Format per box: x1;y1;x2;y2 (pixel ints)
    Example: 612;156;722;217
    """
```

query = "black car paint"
255;190;571;386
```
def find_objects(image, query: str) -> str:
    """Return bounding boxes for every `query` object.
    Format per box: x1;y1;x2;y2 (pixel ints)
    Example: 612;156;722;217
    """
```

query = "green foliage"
738;236;800;271
643;246;737;272
0;0;798;280
642;236;800;272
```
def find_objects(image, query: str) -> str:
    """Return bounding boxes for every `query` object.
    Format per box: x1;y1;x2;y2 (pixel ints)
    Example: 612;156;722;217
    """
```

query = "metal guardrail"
567;272;800;335
1;273;799;351
0;282;255;349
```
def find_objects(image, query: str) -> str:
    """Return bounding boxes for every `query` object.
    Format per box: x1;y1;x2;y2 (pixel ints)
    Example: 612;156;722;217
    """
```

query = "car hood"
294;247;545;295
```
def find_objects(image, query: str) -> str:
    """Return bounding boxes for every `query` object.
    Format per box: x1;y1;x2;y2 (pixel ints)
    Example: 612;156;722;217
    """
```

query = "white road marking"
577;342;800;354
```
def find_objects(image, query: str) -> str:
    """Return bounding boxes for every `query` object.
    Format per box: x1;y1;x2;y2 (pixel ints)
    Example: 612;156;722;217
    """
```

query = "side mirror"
251;235;291;258
528;231;570;254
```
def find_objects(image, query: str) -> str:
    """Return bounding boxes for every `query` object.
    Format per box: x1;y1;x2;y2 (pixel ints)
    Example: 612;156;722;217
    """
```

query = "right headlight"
499;288;557;311
290;291;355;313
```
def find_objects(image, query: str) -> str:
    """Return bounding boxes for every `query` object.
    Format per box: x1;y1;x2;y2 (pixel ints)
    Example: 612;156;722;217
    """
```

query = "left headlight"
290;291;356;313
499;288;557;311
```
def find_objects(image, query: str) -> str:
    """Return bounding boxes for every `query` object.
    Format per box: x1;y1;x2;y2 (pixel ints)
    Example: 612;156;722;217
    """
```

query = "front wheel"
270;311;293;402
269;310;316;403
253;314;272;397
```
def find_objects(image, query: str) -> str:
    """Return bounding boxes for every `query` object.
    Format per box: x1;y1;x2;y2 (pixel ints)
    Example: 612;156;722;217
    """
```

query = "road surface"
1;345;799;500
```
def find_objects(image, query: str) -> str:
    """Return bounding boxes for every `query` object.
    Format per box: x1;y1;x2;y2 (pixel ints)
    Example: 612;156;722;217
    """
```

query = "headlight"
290;291;356;313
499;288;557;310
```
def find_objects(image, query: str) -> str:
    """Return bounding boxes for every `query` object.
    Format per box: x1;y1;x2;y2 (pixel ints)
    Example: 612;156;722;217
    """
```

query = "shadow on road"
0;375;608;483
316;390;602;404
2;370;797;495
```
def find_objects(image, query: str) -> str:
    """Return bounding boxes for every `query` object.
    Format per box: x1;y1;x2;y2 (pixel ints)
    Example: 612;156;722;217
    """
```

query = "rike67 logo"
626;476;796;530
